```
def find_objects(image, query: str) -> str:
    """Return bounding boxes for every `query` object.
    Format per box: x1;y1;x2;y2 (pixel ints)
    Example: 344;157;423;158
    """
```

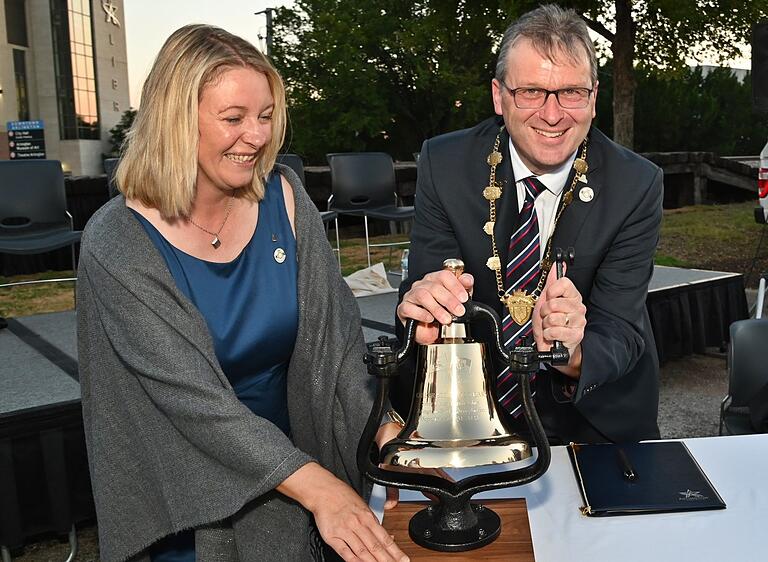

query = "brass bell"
379;261;531;469
358;257;569;552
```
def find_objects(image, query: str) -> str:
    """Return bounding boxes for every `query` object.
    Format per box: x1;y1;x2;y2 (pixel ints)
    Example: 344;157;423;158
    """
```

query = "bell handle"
396;318;418;363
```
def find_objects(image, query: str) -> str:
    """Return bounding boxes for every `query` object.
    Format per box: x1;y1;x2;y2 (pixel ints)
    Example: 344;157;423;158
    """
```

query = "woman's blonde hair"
116;24;286;218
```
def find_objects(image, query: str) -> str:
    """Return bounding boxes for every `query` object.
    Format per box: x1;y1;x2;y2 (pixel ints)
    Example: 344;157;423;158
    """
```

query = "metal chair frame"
326;152;414;270
0;161;81;329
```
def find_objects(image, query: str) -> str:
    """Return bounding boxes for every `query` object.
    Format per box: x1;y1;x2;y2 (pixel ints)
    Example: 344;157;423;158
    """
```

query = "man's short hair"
495;4;598;87
116;24;287;218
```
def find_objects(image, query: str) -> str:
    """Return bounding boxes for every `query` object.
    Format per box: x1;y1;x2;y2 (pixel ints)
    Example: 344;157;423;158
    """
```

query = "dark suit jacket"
394;116;662;443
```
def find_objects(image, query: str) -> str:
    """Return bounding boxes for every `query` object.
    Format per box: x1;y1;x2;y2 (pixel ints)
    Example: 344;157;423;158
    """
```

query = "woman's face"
196;66;274;195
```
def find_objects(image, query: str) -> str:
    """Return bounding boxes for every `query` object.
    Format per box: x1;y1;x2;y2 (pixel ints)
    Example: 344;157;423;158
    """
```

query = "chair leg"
363;215;372;269
64;524;78;562
719;396;729;436
334;218;341;267
70;243;78;307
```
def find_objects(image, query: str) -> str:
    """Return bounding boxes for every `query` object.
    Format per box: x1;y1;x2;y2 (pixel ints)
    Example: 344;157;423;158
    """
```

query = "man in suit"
394;4;662;444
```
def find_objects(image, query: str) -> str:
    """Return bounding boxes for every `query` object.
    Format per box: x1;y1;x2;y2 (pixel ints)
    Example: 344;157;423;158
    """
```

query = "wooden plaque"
382;499;535;561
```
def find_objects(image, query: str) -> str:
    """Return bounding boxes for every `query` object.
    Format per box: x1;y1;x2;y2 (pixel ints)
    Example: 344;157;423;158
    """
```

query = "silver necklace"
187;192;235;249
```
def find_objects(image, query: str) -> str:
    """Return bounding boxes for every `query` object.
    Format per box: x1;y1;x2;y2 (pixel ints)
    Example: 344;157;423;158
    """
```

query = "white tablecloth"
370;434;768;562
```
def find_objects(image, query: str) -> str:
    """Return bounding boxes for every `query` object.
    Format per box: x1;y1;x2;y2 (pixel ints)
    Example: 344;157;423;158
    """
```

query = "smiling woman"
76;24;408;562
195;68;274;214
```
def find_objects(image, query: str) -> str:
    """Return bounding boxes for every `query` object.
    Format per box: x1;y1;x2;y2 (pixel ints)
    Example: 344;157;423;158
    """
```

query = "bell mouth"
380;437;532;469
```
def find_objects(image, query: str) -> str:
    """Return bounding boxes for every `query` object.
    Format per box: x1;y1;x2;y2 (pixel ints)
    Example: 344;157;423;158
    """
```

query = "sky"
123;0;293;107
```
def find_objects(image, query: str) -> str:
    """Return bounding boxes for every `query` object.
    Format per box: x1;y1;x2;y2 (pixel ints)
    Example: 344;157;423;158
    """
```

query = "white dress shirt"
507;138;577;261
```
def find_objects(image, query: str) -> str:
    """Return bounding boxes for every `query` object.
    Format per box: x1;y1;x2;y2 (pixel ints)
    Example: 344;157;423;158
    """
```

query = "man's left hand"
532;265;586;378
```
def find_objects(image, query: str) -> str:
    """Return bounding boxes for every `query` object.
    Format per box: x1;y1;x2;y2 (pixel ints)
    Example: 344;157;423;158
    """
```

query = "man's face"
492;38;597;176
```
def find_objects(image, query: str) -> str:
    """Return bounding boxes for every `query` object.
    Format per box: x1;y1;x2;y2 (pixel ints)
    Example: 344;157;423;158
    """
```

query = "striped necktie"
497;176;546;417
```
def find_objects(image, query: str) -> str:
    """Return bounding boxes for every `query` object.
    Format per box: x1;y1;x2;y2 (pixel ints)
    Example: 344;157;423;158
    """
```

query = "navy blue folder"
567;441;726;516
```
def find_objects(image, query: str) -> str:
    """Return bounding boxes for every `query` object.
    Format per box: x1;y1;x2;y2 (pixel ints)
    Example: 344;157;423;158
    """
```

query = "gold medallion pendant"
504;290;537;325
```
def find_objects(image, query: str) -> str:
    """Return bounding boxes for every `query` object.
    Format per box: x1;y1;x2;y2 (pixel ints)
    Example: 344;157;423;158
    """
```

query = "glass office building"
0;0;130;174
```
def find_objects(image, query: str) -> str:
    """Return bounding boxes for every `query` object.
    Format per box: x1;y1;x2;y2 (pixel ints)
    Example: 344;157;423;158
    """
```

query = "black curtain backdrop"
647;274;749;364
0;401;94;552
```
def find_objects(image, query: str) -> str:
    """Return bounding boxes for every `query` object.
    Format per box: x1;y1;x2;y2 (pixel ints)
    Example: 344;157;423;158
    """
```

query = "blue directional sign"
7;120;46;159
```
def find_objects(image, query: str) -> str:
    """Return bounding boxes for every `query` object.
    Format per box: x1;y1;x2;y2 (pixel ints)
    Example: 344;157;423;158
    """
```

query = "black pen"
616;447;637;481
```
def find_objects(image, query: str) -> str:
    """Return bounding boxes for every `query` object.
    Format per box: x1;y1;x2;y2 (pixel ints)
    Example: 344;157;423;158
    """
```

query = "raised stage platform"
0;313;91;556
0;265;748;554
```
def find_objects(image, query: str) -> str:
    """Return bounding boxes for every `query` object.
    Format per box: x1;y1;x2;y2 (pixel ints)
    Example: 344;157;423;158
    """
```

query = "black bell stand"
358;301;566;552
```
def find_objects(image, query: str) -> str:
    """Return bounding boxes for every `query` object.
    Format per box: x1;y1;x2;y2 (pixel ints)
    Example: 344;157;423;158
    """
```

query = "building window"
13;49;30;121
4;0;28;46
50;0;100;140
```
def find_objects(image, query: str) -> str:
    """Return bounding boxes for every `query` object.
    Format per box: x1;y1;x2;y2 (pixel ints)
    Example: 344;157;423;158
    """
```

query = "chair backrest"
0;160;68;227
104;157;120;198
277;153;306;187
727;319;768;406
326;152;397;211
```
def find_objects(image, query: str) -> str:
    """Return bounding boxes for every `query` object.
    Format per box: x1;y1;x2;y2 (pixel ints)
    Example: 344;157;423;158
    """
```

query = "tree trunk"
612;0;635;149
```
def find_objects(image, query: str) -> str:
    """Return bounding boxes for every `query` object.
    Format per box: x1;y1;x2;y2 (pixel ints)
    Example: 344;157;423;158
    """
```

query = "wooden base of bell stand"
382;499;535;561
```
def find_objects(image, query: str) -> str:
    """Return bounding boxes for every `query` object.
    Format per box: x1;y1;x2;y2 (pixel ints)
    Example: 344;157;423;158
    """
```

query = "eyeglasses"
500;82;593;109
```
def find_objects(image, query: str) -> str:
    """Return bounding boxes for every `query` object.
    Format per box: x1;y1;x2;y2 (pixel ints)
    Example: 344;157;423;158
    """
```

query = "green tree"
272;0;518;163
273;1;768;158
107;108;137;157
596;62;768;155
557;0;768;148
633;66;768;155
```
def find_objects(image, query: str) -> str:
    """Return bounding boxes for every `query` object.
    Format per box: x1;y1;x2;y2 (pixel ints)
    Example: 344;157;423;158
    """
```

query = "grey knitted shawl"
77;165;375;561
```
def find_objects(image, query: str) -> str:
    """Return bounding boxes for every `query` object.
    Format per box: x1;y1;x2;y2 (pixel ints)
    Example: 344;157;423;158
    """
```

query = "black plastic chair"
719;319;768;435
277;153;340;264
277;153;306;187
0;160;82;329
326;152;414;269
104;157;120;198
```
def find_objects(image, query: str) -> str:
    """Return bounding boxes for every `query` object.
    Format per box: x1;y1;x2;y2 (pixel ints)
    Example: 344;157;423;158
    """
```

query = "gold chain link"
485;128;588;308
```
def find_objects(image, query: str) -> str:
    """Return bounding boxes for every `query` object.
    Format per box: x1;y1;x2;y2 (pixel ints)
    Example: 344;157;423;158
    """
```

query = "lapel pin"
274;247;286;263
578;186;594;203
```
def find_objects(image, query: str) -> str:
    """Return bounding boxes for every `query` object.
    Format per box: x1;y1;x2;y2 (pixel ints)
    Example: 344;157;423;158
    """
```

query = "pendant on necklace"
211;236;221;249
504;289;537;325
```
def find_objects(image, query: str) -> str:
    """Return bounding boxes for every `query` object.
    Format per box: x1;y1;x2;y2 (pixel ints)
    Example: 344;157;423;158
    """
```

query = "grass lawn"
2;200;766;318
656;201;768;285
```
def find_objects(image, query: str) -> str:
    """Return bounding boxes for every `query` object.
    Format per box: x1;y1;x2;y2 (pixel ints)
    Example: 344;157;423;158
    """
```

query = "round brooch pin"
274;248;286;263
578;186;594;203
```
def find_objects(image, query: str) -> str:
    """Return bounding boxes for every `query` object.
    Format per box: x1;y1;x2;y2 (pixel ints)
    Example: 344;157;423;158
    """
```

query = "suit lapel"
552;131;603;250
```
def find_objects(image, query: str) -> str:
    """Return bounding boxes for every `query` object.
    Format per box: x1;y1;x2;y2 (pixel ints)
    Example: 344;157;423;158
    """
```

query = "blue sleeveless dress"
131;173;298;561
